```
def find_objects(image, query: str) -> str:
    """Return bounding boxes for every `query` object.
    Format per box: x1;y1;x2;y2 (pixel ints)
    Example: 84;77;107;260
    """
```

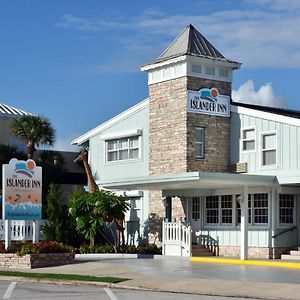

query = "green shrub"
137;244;162;255
5;241;73;256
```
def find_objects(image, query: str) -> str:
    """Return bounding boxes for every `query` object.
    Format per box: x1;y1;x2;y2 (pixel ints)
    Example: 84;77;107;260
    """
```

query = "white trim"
101;129;142;140
260;130;278;169
140;55;187;71
72;99;148;145
104;135;141;164
231;105;300;127
195;127;204;159
240;126;256;153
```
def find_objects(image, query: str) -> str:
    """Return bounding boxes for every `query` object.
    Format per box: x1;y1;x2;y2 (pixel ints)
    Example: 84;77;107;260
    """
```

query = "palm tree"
11;115;55;159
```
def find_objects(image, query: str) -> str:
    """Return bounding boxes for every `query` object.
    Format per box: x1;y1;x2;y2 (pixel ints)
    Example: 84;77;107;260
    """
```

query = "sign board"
2;158;42;220
187;88;230;117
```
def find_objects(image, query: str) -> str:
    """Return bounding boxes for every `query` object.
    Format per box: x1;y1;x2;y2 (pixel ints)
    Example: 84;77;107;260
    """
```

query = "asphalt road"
0;281;257;300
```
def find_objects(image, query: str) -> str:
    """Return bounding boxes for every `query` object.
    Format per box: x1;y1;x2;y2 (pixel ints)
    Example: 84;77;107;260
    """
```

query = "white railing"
0;220;48;241
162;220;192;257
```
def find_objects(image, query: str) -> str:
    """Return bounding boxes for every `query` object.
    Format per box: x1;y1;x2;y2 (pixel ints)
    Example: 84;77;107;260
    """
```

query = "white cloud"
55;2;300;71
232;80;286;108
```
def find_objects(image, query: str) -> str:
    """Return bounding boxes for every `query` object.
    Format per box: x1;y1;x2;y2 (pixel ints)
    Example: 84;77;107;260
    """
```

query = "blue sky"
1;0;300;151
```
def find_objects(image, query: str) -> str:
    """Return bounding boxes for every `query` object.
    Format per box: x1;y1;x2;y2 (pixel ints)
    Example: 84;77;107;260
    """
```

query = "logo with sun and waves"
187;87;230;117
2;158;42;220
15;160;36;178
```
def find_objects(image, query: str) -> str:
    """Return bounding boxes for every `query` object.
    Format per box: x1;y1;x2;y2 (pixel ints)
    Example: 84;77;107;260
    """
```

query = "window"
205;195;233;225
253;193;268;224
205;196;219;224
195;127;204;158
205;67;215;76
242;128;255;151
237;193;268;225
221;195;233;224
191;64;202;73
106;136;140;162
192;197;200;220
219;68;229;78
125;197;141;222
262;132;276;166
279;194;295;225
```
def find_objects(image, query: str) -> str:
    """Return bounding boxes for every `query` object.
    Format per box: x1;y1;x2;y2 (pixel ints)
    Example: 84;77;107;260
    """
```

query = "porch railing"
196;232;219;256
0;220;48;241
162;220;192;257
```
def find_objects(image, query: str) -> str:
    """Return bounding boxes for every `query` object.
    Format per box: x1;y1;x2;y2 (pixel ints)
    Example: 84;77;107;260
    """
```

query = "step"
289;251;300;256
192;245;215;257
281;255;300;261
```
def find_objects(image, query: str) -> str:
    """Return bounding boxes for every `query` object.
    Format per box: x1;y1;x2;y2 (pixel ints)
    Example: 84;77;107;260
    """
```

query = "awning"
98;171;278;196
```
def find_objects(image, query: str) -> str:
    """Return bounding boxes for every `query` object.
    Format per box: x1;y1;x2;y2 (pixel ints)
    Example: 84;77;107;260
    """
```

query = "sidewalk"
1;256;300;300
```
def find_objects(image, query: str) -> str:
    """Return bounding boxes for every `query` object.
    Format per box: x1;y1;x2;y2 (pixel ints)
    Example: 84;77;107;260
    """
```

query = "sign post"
2;159;42;248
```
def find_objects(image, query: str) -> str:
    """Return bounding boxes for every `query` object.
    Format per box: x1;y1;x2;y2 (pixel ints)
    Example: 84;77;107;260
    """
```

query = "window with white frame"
279;194;295;225
191;64;202;73
237;193;268;225
219;68;229;78
192;197;200;220
125;196;141;222
205;195;233;225
242;128;255;151
195;127;204;158
221;195;233;224
261;132;276;166
205;196;219;224
106;136;140;162
205;67;215;76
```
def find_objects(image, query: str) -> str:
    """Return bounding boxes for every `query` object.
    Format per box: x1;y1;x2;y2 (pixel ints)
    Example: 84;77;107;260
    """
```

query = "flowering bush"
0;241;73;256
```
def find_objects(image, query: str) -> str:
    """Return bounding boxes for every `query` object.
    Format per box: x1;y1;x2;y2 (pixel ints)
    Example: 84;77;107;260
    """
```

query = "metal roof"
0;103;30;116
145;24;240;66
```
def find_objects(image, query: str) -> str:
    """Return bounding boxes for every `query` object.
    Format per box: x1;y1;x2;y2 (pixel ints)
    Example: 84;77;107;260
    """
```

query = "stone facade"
0;253;75;269
218;246;293;259
149;76;231;175
148;75;232;240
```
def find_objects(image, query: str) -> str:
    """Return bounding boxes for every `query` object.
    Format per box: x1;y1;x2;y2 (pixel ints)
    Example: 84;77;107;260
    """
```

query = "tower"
141;24;241;175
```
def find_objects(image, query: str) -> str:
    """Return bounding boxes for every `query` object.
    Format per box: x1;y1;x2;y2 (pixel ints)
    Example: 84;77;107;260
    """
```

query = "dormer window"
219;68;229;78
191;64;202;73
205;67;215;76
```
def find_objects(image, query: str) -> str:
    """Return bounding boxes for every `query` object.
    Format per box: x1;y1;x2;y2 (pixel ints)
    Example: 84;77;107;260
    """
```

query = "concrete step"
281;254;300;261
289;251;300;256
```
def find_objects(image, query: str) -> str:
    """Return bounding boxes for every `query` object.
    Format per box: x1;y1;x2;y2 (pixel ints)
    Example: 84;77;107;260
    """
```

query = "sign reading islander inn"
187;88;230;117
2;158;42;220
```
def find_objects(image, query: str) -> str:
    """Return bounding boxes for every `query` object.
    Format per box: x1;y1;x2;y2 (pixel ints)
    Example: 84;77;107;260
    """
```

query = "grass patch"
0;270;127;283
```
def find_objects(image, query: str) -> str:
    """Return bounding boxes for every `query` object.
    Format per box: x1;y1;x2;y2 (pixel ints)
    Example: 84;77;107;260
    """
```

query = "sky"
0;0;300;151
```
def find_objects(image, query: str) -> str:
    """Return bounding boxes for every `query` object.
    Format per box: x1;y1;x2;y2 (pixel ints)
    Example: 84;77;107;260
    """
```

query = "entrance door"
190;197;202;243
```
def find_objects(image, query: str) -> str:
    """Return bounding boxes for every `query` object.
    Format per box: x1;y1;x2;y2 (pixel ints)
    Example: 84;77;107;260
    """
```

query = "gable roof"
144;24;240;66
232;101;300;119
0;103;30;117
72;98;149;146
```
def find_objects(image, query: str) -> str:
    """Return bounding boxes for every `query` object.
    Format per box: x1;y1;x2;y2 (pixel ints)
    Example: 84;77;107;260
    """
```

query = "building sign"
187;88;230;117
2;158;42;220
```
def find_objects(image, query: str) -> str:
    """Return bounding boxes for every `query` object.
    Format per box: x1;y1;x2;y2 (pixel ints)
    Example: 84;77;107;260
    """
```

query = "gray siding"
89;105;149;182
230;112;300;175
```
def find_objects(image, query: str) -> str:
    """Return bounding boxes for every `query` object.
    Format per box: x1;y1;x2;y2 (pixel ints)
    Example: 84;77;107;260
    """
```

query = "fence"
162;220;191;257
0;220;48;241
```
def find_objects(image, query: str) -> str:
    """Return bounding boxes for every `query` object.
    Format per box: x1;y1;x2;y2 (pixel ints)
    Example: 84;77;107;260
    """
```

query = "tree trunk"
27;141;35;159
90;237;95;247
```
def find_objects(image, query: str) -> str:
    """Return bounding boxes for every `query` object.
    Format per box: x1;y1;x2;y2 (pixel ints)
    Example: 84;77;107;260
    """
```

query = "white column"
271;188;276;259
5;220;11;249
162;219;165;255
32;221;40;243
240;186;249;260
